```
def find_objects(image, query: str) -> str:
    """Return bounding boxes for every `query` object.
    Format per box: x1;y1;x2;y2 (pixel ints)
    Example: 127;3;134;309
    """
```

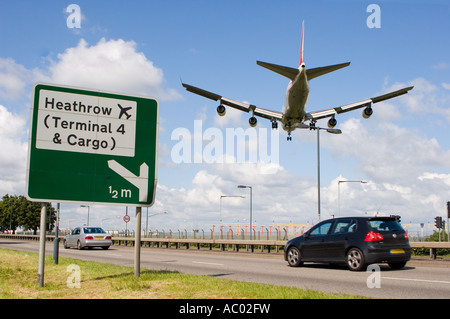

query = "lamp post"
237;185;253;240
80;205;90;226
310;125;342;222
338;180;367;216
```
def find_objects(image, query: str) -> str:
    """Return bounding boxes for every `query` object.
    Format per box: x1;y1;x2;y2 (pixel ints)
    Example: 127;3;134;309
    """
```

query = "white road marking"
383;276;450;285
192;261;224;266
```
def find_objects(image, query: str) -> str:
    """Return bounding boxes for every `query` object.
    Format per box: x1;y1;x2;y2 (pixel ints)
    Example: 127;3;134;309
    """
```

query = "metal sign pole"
38;202;47;287
134;207;142;277
53;203;60;264
447;202;450;242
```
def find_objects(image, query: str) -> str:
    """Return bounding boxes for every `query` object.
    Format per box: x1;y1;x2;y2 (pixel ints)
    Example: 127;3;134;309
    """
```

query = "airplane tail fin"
306;62;351;80
256;61;299;80
257;20;350;81
299;20;305;68
256;20;305;80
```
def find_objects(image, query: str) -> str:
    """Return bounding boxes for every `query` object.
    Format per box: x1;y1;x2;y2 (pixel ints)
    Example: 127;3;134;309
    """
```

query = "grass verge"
0;248;361;299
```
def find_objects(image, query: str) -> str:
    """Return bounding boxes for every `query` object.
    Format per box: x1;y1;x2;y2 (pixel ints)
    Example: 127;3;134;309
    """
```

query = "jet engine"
327;117;337;128
217;104;226;117
362;106;373;119
249;116;257;127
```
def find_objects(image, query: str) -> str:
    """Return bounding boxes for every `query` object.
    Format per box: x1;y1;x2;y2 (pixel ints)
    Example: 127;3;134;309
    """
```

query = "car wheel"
346;248;366;271
102;246;110;250
77;240;83;250
63;239;69;249
388;262;406;270
287;246;303;267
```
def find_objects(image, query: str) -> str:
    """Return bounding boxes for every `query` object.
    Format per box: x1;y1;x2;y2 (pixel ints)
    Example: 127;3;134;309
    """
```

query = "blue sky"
1;0;450;234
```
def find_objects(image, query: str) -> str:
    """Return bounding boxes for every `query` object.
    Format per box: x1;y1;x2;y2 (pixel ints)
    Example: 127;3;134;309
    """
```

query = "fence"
1;234;450;257
111;228;291;241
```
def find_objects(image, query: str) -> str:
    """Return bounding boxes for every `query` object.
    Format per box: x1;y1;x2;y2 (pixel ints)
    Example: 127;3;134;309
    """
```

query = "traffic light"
447;201;450;219
434;216;442;229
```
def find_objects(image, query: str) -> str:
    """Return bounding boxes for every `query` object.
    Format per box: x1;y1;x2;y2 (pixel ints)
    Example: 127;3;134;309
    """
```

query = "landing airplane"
182;21;413;140
117;104;132;120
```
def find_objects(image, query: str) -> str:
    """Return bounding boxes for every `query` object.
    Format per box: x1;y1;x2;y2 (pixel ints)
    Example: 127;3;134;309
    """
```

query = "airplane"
182;21;414;141
117;104;132;120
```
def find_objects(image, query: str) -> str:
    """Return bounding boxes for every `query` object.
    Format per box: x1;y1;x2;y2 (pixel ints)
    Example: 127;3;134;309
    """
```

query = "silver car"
63;226;112;250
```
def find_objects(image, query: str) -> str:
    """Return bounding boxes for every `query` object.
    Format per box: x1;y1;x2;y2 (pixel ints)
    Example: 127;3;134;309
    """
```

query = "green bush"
412;231;450;257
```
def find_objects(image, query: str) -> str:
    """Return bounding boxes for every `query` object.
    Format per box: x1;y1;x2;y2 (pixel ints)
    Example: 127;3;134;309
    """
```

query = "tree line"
0;194;56;234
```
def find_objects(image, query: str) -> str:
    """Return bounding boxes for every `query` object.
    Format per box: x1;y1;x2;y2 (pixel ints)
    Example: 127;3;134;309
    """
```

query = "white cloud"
432;62;450;70
0;58;33;100
41;38;181;101
0;105;28;195
214;105;245;128
328;118;450;183
371;101;402;121
387;78;450;122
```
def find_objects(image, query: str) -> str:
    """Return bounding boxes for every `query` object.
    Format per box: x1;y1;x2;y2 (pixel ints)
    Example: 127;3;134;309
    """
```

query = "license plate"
390;249;404;254
95;236;104;239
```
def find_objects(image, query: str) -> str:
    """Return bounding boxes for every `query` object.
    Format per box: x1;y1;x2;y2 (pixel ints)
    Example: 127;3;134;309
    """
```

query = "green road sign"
26;83;159;206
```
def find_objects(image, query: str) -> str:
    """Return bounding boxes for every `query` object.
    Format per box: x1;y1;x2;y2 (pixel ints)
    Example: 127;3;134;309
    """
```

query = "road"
1;239;450;299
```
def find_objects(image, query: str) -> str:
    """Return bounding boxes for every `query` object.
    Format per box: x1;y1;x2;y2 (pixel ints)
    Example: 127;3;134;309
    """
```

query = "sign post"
37;203;47;287
27;83;159;285
134;207;142;277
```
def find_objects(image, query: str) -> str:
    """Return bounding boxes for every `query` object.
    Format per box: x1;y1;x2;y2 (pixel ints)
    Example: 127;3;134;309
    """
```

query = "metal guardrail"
0;234;286;253
112;237;288;253
1;234;449;257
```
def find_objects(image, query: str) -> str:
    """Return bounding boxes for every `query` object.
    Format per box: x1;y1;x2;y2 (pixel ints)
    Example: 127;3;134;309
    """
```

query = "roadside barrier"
0;234;286;253
1;234;449;257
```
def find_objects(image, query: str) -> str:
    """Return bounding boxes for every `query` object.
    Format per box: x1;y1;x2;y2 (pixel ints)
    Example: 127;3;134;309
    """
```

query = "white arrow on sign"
107;160;149;202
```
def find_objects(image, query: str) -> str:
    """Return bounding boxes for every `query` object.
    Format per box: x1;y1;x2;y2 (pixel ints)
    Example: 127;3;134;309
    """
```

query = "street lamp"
80;205;90;226
237;185;253;240
338;180;367;216
310;125;342;222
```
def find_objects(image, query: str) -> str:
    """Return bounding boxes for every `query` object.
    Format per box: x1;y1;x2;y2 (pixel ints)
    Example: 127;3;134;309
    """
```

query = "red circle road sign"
123;215;130;223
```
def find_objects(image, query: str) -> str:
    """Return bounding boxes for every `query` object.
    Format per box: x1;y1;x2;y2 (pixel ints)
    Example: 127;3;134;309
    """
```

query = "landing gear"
285;121;293;141
272;121;278;129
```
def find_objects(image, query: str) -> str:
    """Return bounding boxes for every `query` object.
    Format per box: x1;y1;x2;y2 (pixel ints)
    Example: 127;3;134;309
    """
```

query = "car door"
326;219;357;261
68;227;80;247
301;220;333;260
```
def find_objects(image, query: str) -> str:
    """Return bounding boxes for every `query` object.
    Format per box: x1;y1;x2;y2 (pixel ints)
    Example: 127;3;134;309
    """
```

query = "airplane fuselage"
282;67;309;131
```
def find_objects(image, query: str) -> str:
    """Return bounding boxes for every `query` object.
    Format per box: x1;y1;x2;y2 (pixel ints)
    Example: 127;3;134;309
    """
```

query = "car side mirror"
304;233;310;238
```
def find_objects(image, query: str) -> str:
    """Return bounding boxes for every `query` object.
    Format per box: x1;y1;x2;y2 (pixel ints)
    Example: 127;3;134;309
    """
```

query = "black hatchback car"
284;216;411;271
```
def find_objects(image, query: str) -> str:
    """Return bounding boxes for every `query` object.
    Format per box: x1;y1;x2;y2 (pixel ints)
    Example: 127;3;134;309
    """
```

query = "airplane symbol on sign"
117;104;132;120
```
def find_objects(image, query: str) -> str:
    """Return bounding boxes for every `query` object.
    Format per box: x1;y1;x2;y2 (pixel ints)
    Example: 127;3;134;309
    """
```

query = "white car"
63;226;112;250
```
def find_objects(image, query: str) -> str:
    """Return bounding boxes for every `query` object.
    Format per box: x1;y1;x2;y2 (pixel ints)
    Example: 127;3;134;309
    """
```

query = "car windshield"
368;219;403;231
83;227;105;234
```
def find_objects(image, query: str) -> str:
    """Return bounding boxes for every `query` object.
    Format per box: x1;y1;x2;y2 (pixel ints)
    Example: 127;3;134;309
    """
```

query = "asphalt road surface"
1;239;450;299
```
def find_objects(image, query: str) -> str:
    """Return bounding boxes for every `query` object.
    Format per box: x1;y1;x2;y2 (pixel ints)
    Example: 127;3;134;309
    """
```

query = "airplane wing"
306;86;414;121
182;83;283;122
